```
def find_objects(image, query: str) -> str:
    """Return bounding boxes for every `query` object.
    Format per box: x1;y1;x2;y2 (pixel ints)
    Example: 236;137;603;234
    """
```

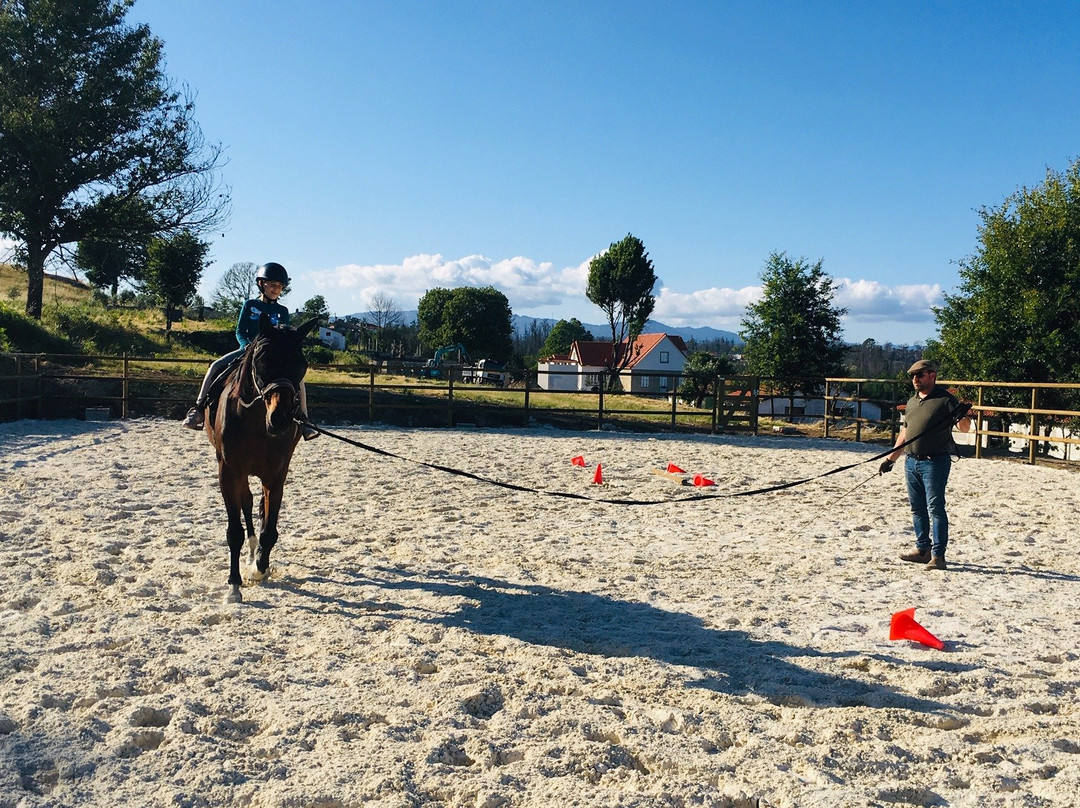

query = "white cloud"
833;278;943;323
305;253;589;314
302;251;941;343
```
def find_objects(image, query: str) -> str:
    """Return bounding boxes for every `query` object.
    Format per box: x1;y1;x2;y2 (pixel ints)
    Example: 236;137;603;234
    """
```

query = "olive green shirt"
903;385;961;457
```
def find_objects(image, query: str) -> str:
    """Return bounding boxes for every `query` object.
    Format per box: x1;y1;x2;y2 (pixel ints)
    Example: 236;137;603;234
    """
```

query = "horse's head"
246;315;319;436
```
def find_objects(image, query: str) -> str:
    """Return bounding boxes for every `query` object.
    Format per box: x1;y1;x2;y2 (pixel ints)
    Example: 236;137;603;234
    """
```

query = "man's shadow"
348;566;956;714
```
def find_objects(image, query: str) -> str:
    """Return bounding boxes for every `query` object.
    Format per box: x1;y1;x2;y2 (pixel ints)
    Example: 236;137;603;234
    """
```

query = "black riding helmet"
256;262;290;287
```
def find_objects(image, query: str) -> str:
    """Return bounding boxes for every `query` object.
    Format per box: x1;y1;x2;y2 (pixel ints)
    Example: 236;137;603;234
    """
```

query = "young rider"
181;262;318;440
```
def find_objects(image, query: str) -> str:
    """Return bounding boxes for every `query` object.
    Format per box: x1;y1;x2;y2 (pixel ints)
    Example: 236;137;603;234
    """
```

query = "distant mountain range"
345;310;743;346
512;315;742;346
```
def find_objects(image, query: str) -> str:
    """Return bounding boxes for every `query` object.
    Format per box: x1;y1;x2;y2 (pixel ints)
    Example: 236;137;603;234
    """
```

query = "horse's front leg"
219;468;250;604
252;477;285;580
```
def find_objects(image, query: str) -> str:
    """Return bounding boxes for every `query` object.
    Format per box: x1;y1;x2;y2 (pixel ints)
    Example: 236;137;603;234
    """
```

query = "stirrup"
301;421;319;441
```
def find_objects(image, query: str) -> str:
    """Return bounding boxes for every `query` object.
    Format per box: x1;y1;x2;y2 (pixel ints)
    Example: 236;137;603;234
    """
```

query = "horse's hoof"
224;586;243;604
249;566;270;582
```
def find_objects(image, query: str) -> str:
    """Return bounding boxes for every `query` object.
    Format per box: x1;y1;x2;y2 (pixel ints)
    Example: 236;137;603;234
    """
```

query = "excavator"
420;344;470;379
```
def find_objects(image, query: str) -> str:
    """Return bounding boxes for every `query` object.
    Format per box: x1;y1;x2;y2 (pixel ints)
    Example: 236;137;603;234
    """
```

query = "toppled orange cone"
593;464;603;484
692;474;715;487
889;608;945;650
666;463;686;474
571;455;586;467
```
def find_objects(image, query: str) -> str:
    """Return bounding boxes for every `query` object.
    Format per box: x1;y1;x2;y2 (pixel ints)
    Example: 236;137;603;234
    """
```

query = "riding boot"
181;399;206;430
300;415;319;441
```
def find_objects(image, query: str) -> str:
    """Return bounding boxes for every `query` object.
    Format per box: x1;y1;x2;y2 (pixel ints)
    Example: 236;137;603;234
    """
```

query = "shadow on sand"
286;565;957;714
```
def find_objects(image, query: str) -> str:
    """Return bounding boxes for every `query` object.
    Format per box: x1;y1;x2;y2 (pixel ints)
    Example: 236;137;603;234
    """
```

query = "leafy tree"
679;351;735;407
142;231;210;332
73;198;159;298
740;251;847;395
930;159;1080;385
299;295;331;323
0;0;229;319
416;286;513;362
539;318;594;358
928;159;1080;434
211;261;257;322
586;234;657;381
75;236;147;300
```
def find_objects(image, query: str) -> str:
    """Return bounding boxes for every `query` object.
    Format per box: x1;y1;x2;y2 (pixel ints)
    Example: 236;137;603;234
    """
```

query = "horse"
205;313;319;603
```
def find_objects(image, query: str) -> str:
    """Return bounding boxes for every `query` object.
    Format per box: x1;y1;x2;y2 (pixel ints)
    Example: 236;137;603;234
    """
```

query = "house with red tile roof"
536;333;689;393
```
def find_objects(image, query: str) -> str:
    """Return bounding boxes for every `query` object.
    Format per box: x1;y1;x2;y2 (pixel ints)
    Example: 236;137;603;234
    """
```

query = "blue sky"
59;2;1080;343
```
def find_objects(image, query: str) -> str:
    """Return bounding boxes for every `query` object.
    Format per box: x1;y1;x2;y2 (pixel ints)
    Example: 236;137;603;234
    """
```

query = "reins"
297;401;970;507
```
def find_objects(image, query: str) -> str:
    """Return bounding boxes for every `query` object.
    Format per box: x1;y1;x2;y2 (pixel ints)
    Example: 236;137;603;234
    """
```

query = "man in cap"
878;359;973;570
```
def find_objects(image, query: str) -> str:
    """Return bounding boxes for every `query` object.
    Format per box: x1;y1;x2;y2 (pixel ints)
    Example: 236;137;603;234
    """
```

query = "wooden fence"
3;352;1079;463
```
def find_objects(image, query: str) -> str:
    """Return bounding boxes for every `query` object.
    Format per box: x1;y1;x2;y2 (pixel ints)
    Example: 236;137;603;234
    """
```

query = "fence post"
447;376;455;428
855;381;863;443
523;374;531;428
711;377;719;434
597;384;604;431
34;356;42;418
122;353;130;419
975;386;984;459
1028;387;1038;465
368;367;375;424
820;382;829;438
669;375;678;429
750;379;760;435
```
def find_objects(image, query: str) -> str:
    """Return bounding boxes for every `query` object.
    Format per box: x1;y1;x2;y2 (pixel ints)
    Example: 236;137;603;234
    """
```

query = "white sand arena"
1;418;1077;808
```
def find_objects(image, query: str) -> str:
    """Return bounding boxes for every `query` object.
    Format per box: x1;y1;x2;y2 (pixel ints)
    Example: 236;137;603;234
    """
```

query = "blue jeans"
904;454;952;557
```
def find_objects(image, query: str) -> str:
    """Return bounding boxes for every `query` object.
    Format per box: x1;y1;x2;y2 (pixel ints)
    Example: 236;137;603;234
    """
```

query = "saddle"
205;355;244;424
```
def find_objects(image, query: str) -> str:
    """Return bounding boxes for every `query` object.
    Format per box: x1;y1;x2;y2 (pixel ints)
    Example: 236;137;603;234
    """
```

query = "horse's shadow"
314;565;957;713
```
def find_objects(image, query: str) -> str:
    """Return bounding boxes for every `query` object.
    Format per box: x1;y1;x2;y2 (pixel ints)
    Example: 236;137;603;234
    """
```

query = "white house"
318;326;346;351
536;334;689;392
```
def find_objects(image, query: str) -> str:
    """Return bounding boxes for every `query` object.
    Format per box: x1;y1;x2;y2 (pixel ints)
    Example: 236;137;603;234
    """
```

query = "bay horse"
206;313;318;603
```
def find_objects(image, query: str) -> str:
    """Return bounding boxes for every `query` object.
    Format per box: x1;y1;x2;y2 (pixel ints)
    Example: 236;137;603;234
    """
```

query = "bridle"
238;338;302;416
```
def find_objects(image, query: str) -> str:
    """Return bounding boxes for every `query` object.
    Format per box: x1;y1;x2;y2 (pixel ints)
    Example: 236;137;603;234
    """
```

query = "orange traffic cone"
692;474;715;487
571;455;586;467
667;463;685;474
593;464;603;484
889;608;945;650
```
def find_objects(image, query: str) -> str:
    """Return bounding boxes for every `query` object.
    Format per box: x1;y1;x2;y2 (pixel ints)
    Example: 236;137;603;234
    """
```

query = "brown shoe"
926;556;947;570
900;550;932;563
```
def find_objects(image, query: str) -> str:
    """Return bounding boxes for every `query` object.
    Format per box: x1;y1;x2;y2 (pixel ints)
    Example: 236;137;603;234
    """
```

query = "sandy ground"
1;418;1078;808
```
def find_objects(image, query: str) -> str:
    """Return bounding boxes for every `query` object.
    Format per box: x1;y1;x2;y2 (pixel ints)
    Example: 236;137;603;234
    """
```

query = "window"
659;376;669;391
659;351;670;364
640;375;651;388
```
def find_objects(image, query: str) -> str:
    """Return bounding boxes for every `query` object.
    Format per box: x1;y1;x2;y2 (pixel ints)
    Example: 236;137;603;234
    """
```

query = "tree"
299;295;330;323
740;251;847;394
74;197;160;299
0;0;229;319
366;292;403;330
586;234;657;380
679;351;735;407
928;158;1080;427
75;236;147;300
143;230;210;332
210;261;257;322
539;318;594;359
416;286;513;362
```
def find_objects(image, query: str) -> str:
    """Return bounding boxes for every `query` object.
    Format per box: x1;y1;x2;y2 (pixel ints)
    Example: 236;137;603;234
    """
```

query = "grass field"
1;262;95;308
